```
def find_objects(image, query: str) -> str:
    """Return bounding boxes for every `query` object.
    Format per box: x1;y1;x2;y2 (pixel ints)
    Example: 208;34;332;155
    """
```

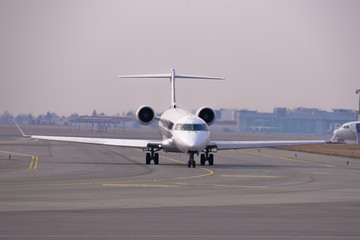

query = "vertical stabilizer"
170;68;176;108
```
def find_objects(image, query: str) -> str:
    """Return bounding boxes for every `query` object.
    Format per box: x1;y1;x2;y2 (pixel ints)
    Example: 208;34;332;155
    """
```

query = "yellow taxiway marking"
0;150;38;172
100;155;214;184
0;155;213;188
236;150;336;168
160;155;186;165
176;182;267;189
28;156;39;170
160;155;214;180
221;175;283;178
102;184;182;188
0;150;34;157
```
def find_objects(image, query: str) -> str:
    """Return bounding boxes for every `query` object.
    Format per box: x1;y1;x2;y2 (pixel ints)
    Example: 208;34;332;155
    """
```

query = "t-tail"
118;68;224;108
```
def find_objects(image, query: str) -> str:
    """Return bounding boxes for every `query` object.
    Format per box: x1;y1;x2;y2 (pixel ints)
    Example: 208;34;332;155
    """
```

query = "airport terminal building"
213;108;358;135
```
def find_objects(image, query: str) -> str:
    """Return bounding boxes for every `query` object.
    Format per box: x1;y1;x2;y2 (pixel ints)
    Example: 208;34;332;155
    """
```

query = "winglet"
13;120;30;138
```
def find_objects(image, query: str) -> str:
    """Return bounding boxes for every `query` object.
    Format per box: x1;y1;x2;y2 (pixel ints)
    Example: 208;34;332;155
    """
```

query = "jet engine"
136;105;156;125
196;107;216;125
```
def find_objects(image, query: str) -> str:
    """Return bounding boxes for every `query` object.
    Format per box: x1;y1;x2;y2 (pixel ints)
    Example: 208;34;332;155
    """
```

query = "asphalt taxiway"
0;136;360;239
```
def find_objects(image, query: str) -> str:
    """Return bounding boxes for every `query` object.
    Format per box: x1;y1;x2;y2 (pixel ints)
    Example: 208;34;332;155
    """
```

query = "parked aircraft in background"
332;121;360;144
15;69;328;168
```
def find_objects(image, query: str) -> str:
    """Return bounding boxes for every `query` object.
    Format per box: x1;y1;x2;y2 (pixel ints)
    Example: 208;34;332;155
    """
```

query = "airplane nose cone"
176;132;209;152
182;136;206;150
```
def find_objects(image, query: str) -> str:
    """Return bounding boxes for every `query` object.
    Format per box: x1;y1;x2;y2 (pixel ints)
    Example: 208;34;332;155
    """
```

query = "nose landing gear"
187;152;196;168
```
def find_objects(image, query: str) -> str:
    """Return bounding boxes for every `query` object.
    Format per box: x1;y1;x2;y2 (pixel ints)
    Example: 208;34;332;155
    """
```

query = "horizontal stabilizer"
118;73;224;80
174;74;224;80
118;74;171;79
118;68;224;108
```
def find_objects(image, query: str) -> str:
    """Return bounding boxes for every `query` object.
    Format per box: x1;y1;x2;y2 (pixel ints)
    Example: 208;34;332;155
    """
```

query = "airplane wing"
208;140;328;150
30;135;162;149
14;120;162;149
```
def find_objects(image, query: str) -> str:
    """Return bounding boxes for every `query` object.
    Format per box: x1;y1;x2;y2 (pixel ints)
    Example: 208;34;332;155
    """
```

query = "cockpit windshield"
174;124;209;131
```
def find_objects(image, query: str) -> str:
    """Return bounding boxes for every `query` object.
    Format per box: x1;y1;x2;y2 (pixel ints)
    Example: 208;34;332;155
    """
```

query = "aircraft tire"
146;153;151;164
200;154;206;165
208;154;214;166
154;153;159;165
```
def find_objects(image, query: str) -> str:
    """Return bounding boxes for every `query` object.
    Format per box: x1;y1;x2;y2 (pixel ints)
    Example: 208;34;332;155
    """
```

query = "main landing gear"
200;148;214;166
146;147;159;165
188;149;215;168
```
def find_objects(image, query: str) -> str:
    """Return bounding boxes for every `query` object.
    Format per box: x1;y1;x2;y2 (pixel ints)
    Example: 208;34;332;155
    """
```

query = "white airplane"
331;121;360;144
15;69;328;168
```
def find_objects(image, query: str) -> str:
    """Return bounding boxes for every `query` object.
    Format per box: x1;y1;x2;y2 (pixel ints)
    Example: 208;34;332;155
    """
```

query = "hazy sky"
1;0;359;116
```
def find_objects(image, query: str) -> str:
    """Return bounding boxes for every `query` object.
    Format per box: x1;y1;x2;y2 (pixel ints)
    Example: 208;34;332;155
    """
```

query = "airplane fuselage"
332;121;360;143
159;108;210;153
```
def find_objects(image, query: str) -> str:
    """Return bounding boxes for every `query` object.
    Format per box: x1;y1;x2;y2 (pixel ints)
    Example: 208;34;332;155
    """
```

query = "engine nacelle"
196;107;216;125
136;105;156;126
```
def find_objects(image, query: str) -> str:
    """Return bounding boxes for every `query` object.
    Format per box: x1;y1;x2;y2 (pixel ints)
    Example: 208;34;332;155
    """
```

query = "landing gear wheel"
200;154;206;166
145;147;160;165
154;153;159;165
188;160;196;168
202;148;215;166
146;153;151;165
208;154;214;166
188;152;196;168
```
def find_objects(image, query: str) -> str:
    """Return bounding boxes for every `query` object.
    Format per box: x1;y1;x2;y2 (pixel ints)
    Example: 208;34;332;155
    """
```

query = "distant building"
235;108;357;135
215;109;237;121
211;120;237;132
212;108;357;135
69;115;143;132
